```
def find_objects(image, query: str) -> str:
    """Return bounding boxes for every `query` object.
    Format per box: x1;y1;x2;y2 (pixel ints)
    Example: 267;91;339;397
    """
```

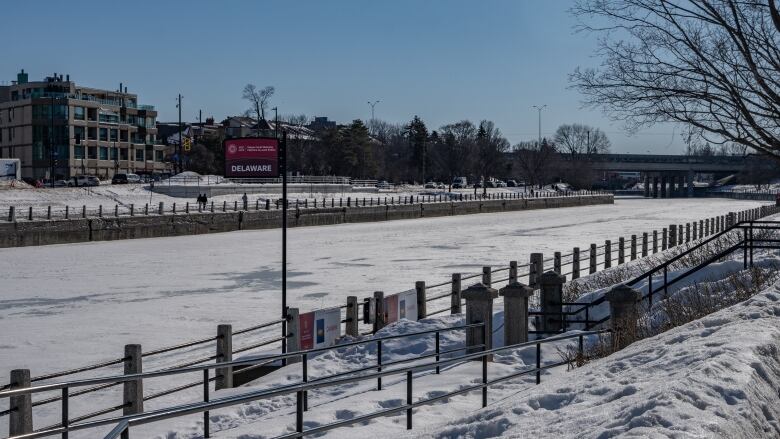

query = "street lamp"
532;105;547;147
367;100;380;121
272;107;278;138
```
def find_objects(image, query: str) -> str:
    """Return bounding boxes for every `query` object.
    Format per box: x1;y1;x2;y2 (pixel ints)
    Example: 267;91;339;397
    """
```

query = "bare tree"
514;140;556;187
554;124;610;157
242;84;275;130
572;0;780;159
475;121;510;194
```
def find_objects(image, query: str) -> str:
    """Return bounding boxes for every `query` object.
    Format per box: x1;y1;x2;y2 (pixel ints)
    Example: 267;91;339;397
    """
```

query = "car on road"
425;181;437;189
376;180;392;189
495;180;507;188
452;177;468;189
112;173;142;184
507;179;518;187
68;175;100;187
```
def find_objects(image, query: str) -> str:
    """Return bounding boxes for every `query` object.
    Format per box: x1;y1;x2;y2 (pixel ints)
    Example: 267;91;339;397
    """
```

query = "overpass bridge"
575;154;747;198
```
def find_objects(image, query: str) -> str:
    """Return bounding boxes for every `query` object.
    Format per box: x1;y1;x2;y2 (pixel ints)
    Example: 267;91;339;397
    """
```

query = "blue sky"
0;0;685;153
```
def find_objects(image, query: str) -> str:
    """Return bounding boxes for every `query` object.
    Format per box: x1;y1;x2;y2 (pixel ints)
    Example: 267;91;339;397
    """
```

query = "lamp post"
272;106;278;138
532;105;547;147
367;100;380;121
176;94;183;174
49;95;55;187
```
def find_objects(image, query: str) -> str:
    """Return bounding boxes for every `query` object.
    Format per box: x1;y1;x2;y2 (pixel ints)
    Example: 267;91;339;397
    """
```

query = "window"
155;150;164;162
74;107;85;120
110;147;118;160
145;146;153;161
135;149;144;161
88;146;97;159
99;146;108;160
120;148;128;161
87;108;97;121
99;128;108;141
110;129;118;142
73;126;85;143
87;127;97;140
120;130;128;142
74;145;84;159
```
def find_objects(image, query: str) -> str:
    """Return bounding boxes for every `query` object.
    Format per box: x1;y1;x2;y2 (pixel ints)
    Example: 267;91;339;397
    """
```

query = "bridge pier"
652;176;659;198
660;175;666;198
643;175;650;198
687;171;694;198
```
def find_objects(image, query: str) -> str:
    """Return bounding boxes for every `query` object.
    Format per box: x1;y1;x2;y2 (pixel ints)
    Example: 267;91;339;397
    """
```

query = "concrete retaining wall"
0;195;613;248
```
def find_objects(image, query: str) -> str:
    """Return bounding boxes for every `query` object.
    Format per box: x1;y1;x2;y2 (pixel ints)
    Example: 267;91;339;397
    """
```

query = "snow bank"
411;283;780;439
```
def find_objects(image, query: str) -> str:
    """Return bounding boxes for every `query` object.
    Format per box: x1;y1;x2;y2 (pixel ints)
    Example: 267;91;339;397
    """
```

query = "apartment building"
0;70;170;180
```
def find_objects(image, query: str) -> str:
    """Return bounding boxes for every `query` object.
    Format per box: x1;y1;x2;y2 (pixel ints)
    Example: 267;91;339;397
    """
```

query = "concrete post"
653;230;658;253
373;291;385;333
123;344;144;415
605;285;642;350
158;202;164;215
693;221;697;240
7;206;14;222
539;271;566;334
216;325;233;389
530;253;543;288
630;235;637;260
482;266;492;287
589;244;597;274
499;282;533;345
572;247;580;279
554;252;562;274
685;223;691;243
509;261;518;283
662;228;668;250
9;369;32;436
641;233;648;257
618;237;625;264
462;283;498;360
66;206;69;219
669;224;677;247
705;218;709;236
451;274;462;314
416;281;427;319
346;296;359;337
604;240;612;268
82;205;87;218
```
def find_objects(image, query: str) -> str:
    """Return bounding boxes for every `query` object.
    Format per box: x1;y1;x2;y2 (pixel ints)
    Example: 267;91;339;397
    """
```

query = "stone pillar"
605;285;642;350
346;296;359;337
482;266;492;287
572;247;580;279
9;369;32;436
539;271;566;334
499;281;533;346
554;252;562;274
123;344;144;414
509;261;518;283
373;291;385;333
529;253;543;288
462;283;498;360
416;281;427;319
216;325;233;388
451;274;462;314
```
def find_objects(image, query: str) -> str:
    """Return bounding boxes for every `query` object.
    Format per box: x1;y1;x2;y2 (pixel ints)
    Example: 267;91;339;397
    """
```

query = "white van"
452;177;468;189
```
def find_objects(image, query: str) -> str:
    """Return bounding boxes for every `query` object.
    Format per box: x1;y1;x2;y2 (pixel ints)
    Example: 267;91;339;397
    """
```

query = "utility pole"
367;100;380;121
272;107;278;139
532;105;547;147
176;94;183;174
49;95;54;187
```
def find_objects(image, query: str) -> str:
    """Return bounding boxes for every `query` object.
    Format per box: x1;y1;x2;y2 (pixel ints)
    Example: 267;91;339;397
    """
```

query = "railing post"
693;221;698;240
215;325;233;389
572;247;580;279
346;296;359;337
554;252;562;274
500;282;533;345
509;261;518;283
685;223;690;243
158;202;164;215
415;281;427;319
604;240;612;268
589;244;597;274
530;253;543;288
669;224;677;247
482;266;492;287
605;285;642;351
539;271;566;334
462;283;498;360
618;237;625;264
652;230;658;253
373;291;385;333
451;273;462;314
630;235;637;260
662;228;668;250
9;369;32;436
641;233;648;257
123;344;144;418
7;206;15;222
286;308;301;365
65;206;69;219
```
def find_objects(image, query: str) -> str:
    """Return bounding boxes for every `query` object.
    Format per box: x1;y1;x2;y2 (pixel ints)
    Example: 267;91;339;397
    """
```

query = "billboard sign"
384;290;418;325
299;307;341;350
0;159;20;182
224;137;279;178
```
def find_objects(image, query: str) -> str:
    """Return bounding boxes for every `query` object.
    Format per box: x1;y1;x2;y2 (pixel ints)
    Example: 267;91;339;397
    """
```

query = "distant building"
307;116;337;131
0;69;169;179
220;117;317;141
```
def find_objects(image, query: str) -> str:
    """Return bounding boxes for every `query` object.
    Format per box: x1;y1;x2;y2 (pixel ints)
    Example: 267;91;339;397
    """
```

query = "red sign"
224;137;279;178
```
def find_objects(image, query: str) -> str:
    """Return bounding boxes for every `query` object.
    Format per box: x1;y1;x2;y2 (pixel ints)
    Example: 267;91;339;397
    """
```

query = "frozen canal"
0;197;767;377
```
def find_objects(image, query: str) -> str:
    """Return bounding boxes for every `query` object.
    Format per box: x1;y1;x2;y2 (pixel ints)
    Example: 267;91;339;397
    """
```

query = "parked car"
507;179;518;187
112;173;142;184
68;175;94;187
484;180;496;188
436;182;445;189
376;180;392;189
424;181;437;189
495;180;507;188
43;179;68;188
452;177;468;189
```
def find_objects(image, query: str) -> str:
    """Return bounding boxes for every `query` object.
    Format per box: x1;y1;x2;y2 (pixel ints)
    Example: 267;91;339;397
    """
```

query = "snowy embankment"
412;284;780;439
